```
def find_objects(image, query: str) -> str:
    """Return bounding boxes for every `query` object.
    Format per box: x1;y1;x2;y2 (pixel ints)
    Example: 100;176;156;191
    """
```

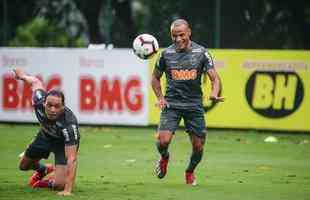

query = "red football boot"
155;156;169;179
185;171;197;186
29;164;54;187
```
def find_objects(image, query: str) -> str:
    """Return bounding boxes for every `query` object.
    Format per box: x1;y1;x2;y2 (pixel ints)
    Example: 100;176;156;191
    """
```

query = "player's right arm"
151;54;169;109
13;68;44;91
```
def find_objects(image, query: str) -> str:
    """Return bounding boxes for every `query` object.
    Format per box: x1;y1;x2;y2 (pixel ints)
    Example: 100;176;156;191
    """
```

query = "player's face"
44;95;64;120
171;24;191;51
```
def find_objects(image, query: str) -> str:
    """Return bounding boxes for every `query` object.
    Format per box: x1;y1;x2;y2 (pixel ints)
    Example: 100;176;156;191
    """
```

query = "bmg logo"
246;71;304;118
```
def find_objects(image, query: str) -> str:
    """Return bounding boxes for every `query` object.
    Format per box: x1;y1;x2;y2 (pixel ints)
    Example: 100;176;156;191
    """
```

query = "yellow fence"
148;50;310;132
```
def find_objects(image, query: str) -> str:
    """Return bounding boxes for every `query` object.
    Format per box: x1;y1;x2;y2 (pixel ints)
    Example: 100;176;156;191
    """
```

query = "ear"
170;31;174;42
188;28;192;38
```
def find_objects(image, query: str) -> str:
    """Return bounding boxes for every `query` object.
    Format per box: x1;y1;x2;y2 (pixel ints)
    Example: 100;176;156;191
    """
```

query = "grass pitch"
0;124;309;200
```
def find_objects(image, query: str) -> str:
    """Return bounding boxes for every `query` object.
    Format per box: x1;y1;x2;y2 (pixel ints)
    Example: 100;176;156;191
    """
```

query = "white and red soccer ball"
132;34;159;60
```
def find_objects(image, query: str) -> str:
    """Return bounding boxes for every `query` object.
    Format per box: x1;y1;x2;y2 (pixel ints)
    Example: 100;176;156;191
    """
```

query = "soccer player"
14;68;80;196
152;19;224;185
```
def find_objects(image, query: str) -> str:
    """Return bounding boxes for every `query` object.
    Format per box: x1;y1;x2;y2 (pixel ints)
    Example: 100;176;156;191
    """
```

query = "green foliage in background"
9;18;86;47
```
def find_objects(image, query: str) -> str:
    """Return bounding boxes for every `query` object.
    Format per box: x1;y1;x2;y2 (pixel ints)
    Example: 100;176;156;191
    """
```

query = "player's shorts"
158;106;207;138
25;131;72;165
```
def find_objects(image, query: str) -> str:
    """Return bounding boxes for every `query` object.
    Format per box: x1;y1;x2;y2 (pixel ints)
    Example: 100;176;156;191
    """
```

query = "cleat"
32;176;54;189
29;164;54;187
155;156;169;179
185;171;197;186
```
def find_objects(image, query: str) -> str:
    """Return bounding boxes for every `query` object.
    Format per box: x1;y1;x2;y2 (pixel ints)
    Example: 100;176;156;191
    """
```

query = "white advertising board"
0;48;149;125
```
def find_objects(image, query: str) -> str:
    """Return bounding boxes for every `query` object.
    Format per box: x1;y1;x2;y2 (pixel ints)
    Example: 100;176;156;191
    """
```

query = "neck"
176;41;192;52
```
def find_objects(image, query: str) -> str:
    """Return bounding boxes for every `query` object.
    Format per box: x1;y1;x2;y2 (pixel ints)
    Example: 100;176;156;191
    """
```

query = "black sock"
156;141;169;159
186;151;203;173
37;163;46;174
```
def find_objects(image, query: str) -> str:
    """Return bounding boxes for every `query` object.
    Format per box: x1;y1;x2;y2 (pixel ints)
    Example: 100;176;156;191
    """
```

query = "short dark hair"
170;19;190;29
46;89;65;105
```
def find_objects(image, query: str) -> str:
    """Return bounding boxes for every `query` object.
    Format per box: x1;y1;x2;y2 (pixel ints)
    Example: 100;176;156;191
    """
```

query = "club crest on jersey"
171;69;197;80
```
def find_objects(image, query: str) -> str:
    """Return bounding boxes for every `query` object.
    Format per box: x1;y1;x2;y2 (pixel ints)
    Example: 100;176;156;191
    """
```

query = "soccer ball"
132;34;159;60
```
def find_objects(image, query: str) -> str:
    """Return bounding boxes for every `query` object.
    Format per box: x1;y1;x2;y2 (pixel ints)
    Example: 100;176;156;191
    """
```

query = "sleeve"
62;123;80;146
32;89;46;107
202;50;215;72
154;52;166;72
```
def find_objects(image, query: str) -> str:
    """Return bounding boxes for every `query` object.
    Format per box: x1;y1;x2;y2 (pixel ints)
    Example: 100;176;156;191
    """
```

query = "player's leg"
185;133;205;185
183;107;207;185
32;141;66;190
19;132;54;187
187;133;205;173
155;107;181;179
155;130;173;179
19;156;40;171
32;165;66;190
156;131;173;159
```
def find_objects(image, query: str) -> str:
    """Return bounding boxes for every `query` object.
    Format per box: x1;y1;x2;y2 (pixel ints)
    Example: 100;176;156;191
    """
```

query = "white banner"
0;48;149;125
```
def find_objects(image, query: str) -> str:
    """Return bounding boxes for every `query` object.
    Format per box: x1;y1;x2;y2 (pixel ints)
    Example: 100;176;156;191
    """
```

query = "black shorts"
25;131;68;165
158;106;207;138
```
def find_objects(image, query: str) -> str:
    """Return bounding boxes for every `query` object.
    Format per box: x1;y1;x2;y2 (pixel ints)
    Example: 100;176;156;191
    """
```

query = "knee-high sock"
186;151;203;173
156;141;169;158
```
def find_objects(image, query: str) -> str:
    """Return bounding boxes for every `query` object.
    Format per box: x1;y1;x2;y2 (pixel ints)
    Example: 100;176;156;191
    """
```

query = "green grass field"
0;124;309;200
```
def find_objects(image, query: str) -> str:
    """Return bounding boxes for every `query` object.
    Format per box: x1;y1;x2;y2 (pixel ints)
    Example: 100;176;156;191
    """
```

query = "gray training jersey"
155;41;214;108
33;89;80;145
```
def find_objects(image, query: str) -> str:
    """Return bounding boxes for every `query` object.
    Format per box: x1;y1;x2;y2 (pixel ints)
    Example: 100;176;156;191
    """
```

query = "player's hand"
12;68;25;80
155;97;169;109
57;191;72;196
209;95;225;102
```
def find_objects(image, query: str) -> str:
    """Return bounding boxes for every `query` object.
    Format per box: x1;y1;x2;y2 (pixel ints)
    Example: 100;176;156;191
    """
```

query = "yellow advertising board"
148;50;310;132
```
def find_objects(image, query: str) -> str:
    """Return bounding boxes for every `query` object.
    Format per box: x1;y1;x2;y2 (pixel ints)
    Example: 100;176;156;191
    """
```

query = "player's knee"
19;162;29;171
193;143;204;152
158;139;170;147
158;132;172;146
19;164;26;171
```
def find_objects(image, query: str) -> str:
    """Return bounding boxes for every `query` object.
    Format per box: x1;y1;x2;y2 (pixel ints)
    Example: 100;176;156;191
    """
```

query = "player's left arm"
207;68;224;102
59;124;79;195
203;50;224;102
62;144;78;195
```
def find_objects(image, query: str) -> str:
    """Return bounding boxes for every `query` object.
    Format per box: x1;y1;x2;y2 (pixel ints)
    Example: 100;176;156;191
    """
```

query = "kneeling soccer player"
14;68;80;196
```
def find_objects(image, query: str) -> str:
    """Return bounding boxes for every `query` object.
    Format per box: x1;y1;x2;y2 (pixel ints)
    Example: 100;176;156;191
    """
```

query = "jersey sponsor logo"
246;71;304;118
171;69;197;80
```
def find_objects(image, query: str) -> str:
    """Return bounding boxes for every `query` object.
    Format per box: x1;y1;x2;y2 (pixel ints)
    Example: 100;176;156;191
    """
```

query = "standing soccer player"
152;19;224;185
14;68;80;196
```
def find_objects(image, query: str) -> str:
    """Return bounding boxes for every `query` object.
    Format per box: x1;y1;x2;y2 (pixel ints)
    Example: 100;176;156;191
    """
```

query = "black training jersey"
32;89;80;145
155;41;214;108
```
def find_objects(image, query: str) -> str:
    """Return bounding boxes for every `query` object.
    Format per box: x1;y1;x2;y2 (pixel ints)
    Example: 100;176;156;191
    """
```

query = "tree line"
1;0;309;49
